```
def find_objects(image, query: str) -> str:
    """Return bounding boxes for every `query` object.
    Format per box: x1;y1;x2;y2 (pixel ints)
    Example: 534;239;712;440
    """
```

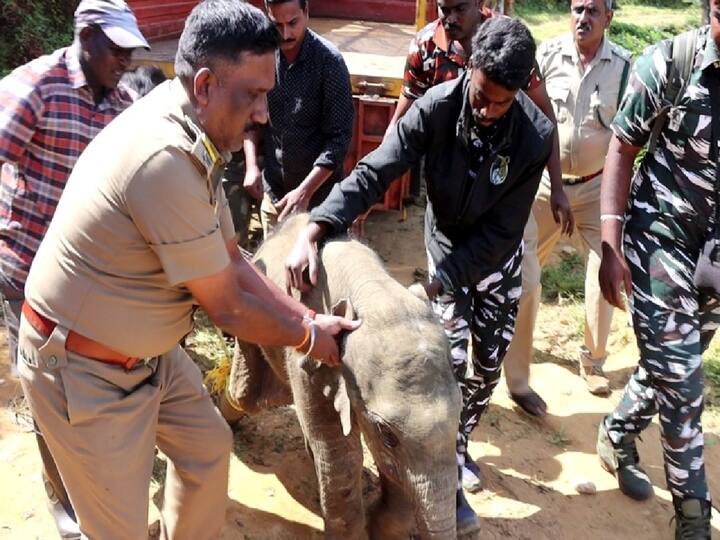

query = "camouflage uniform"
605;26;720;502
429;244;523;480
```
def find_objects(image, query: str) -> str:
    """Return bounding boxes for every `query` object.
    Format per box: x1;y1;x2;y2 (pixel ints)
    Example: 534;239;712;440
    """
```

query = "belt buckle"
562;175;582;185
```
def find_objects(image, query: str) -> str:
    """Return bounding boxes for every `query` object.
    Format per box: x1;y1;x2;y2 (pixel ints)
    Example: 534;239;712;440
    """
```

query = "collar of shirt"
432;19;467;66
64;44;134;111
171;78;231;177
701;26;720;72
66;44;88;90
278;28;315;69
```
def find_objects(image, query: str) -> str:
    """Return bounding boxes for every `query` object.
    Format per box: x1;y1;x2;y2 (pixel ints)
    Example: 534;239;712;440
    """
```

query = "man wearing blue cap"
0;1;147;537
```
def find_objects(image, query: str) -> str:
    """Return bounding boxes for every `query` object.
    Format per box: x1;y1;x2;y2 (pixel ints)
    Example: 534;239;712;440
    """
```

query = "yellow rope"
203;325;234;395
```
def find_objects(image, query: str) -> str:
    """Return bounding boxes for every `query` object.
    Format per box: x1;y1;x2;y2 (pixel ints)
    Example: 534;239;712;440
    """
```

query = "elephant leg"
368;465;415;539
220;340;292;423
286;358;367;540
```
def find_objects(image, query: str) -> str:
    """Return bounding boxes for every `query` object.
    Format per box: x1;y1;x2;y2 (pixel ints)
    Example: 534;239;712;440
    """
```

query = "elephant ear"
298;298;355;436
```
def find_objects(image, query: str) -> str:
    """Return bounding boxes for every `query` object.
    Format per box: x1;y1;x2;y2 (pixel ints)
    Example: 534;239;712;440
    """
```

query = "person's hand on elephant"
285;222;327;292
305;314;362;367
277;186;311;222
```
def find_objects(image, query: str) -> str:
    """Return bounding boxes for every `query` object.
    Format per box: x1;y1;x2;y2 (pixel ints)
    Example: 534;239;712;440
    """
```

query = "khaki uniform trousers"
504;174;614;393
260;193;280;239
17;315;233;540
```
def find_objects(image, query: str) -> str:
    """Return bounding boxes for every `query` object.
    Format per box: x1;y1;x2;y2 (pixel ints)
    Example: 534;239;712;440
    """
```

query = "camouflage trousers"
605;226;720;502
430;243;523;488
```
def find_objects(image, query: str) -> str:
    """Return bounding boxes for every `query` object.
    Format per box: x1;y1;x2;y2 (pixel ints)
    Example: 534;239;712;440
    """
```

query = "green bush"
0;0;77;76
609;20;693;57
540;251;586;301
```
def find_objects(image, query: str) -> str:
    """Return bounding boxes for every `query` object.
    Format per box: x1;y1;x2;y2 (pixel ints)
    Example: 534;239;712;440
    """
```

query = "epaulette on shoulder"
611;42;632;63
537;36;564;58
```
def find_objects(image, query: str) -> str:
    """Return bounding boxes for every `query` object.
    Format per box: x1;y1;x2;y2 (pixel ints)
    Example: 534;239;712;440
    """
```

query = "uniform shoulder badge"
490;155;510;185
611;42;632;62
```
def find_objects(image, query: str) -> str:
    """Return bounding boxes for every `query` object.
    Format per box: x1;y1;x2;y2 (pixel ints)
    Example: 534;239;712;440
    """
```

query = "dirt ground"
1;205;719;540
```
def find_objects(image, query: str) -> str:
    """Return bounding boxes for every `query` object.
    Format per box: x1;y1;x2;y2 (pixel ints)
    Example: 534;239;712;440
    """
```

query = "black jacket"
310;72;553;291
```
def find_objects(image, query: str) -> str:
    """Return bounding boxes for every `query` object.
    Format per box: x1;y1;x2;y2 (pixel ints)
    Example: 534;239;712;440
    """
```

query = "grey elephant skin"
220;214;462;539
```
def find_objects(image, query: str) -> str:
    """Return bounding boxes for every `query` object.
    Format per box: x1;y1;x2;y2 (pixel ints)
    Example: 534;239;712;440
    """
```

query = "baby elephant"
220;214;461;539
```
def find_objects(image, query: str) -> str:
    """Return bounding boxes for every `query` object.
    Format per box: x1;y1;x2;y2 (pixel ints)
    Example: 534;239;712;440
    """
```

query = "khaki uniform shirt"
537;33;631;178
25;79;235;358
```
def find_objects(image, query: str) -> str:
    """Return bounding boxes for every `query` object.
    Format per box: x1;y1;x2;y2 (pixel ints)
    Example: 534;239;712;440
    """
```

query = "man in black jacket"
285;16;553;533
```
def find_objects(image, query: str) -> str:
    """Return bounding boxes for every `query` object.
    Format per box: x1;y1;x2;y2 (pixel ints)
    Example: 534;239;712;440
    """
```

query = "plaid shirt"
403;11;543;100
0;46;133;290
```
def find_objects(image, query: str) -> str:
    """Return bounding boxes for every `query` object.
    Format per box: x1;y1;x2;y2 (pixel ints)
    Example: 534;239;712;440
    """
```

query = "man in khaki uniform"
16;2;359;538
503;0;631;413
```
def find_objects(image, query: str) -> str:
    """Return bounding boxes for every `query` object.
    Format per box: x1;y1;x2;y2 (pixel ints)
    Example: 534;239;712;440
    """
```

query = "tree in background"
0;0;77;76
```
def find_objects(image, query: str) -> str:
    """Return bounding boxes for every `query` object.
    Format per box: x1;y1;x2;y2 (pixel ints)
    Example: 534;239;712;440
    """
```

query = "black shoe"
673;498;711;540
596;416;653;501
456;490;480;535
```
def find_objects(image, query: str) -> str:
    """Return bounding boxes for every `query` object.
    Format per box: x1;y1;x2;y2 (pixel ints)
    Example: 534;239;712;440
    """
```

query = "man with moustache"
285;17;554;533
243;0;353;237
0;1;147;536
597;0;720;534
15;2;359;537
503;0;631;412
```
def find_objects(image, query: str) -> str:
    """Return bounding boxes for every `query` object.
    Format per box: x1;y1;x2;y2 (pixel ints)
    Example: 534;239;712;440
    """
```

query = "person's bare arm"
598;135;641;310
243;129;263;200
185;237;361;366
276;165;333;221
526;82;574;236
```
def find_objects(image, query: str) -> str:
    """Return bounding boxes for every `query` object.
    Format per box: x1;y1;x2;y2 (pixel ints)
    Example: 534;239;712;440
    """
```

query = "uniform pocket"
673;105;712;161
546;82;570;123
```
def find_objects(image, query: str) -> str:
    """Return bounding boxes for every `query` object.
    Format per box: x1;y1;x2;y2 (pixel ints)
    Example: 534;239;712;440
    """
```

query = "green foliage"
609;20;693;57
540;251;585;302
0;0;77;76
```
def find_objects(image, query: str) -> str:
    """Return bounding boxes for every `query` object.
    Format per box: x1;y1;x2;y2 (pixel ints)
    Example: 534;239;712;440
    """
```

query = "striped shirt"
0;45;133;290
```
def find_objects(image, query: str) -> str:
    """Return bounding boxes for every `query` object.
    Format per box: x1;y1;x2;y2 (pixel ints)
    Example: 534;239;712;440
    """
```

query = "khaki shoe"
578;350;610;396
43;472;80;540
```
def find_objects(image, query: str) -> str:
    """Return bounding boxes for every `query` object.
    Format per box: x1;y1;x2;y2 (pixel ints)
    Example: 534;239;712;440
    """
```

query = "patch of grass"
517;0;700;46
547;428;572;448
540;251;585;302
705;343;720;413
609;20;695;58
